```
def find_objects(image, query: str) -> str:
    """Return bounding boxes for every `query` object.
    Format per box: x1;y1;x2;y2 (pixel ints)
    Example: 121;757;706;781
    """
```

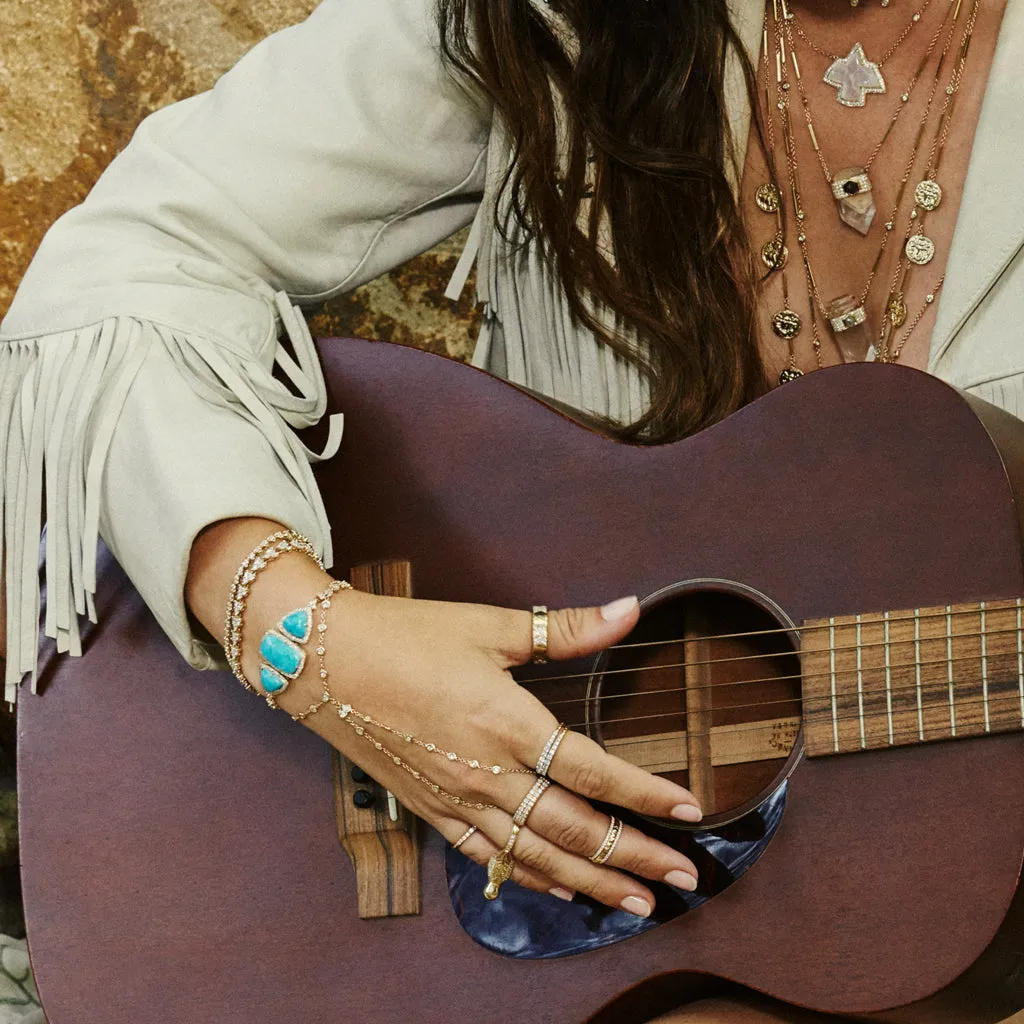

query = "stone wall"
0;0;481;354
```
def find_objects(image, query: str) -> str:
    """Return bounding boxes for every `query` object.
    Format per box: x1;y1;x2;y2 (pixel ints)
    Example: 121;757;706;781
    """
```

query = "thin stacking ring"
535;723;568;778
452;826;478;851
531;605;549;663
512;777;551;827
589;816;623;865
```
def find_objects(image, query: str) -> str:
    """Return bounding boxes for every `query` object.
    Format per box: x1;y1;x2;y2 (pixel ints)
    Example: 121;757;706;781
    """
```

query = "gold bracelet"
223;529;322;691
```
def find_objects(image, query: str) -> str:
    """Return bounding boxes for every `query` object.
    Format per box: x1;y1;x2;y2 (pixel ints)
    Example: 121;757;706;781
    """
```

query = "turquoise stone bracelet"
257;603;315;696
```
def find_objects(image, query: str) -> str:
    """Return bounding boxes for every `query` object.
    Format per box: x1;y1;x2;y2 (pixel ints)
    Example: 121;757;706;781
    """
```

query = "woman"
0;0;1018;1020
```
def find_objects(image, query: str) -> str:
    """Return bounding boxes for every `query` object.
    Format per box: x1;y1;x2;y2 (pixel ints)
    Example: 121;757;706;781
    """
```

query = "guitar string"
523;623;1024;686
565;602;1024;658
560;690;1019;738
537;648;1018;706
524;650;1024;722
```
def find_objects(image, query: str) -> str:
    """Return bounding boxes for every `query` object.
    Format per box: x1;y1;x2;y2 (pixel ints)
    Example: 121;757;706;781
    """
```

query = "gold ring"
531;606;549;663
512;777;551;827
484;823;522;900
535;723;568;778
589;815;623;865
452;825;478;850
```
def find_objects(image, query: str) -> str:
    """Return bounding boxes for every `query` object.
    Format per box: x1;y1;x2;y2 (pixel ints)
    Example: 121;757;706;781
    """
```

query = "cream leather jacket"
2;0;1022;700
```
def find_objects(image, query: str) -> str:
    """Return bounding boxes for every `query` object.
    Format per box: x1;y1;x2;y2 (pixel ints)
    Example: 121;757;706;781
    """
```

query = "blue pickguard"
446;781;788;959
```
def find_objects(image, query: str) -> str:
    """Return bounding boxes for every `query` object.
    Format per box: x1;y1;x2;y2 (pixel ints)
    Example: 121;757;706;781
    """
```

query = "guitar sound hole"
589;586;802;827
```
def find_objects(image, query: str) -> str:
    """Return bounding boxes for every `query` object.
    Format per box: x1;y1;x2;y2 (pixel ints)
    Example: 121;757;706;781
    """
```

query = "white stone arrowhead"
824;43;886;108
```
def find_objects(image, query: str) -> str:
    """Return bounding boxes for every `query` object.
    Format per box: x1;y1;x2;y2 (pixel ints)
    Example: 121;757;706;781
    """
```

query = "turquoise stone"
259;630;304;678
260;665;289;695
280;607;312;643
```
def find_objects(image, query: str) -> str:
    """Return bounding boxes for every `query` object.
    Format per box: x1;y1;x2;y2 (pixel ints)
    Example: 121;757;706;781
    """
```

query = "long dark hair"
438;0;768;443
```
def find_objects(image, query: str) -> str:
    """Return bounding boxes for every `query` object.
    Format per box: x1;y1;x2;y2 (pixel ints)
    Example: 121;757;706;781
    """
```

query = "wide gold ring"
531;605;549;663
589;816;623;865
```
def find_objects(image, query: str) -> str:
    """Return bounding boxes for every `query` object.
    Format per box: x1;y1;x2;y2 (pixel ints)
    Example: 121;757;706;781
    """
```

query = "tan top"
1;0;1023;701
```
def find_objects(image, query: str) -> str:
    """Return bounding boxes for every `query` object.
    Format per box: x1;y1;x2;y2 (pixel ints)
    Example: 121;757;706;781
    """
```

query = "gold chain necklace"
785;0;936;106
756;0;975;377
783;0;956;234
878;0;980;363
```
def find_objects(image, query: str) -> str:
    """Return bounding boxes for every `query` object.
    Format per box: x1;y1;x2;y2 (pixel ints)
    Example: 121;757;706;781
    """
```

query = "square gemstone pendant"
831;168;876;235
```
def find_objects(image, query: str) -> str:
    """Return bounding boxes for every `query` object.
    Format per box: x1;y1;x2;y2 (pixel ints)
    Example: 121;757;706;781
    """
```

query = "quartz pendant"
825;294;873;363
824;43;886;107
831;168;876;235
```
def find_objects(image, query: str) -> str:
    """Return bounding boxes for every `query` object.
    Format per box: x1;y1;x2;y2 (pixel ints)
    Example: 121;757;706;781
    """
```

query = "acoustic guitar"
18;340;1024;1023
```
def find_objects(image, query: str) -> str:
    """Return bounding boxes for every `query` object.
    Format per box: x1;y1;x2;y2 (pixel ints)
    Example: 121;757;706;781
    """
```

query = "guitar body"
18;342;1024;1023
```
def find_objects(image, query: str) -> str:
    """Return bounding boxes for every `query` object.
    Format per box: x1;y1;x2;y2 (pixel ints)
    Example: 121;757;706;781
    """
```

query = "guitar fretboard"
801;598;1024;758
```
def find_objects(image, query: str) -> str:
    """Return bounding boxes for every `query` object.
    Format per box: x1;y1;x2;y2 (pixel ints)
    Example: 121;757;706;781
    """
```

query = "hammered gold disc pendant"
778;365;805;385
771;308;802;339
887;293;908;328
913;180;943;211
756;183;781;213
761;235;788;270
905;234;936;265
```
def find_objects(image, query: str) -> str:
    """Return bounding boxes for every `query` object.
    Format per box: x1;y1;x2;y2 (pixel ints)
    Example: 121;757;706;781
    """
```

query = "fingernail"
671;803;703;823
664;870;698;892
620;895;652;918
549;887;575;902
601;596;639;622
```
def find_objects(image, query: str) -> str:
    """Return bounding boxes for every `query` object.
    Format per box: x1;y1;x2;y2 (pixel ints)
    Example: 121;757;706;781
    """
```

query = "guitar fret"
1018;599;1023;728
945;605;956;737
883;611;894;746
980;601;990;733
801;598;1024;759
914;608;924;741
856;614;866;750
829;617;839;753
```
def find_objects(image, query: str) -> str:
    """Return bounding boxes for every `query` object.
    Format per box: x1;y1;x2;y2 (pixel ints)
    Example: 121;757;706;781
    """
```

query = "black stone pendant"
778;365;805;385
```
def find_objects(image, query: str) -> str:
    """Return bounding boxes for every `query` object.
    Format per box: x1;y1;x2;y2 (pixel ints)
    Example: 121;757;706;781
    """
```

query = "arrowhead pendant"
824;43;886;108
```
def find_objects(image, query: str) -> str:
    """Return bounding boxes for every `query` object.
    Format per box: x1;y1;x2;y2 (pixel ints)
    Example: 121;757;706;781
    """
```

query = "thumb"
496;595;640;667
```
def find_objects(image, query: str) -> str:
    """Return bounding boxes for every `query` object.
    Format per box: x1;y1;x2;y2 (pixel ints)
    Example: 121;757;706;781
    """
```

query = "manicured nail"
620;896;652;918
664;870;698;892
549;887;575;902
601;596;639;622
671;803;703;823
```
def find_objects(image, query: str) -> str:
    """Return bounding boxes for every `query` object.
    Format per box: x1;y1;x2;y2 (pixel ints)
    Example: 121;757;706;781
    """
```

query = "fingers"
471;806;658;918
545;729;703;823
487;595;641;668
511;781;699;892
436;819;574;903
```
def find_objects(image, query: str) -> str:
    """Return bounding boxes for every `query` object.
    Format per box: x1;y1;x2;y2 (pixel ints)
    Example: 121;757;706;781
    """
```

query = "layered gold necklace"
754;0;980;380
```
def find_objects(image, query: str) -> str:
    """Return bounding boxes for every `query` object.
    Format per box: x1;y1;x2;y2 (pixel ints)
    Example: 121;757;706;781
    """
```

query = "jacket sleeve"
0;0;491;702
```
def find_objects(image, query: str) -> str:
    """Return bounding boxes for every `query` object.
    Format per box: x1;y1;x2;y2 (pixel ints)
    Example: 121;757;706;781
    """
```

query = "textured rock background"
0;0;481;353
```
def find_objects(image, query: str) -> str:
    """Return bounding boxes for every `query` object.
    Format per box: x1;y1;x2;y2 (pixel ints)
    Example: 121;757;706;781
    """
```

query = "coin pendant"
887;293;907;328
905;234;935;266
778;365;805;385
755;183;781;213
913;179;942;211
761;235;788;270
771;308;802;339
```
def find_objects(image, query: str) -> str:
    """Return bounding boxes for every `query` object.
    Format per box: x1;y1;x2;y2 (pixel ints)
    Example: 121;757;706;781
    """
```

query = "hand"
282;587;702;918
